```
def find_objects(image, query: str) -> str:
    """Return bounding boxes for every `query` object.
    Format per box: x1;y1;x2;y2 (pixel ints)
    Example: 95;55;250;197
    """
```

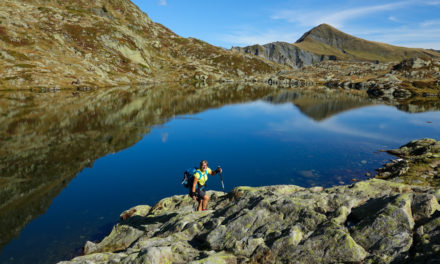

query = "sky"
131;0;440;50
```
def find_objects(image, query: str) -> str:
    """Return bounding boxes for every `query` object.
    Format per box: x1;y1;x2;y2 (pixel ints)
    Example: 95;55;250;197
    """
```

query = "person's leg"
195;189;203;211
197;199;203;211
202;194;210;210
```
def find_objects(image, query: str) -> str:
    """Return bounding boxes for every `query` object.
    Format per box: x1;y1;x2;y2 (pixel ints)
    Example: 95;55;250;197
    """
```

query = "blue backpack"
182;167;198;189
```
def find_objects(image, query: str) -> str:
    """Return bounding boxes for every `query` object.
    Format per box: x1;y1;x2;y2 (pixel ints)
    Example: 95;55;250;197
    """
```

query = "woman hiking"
190;160;222;211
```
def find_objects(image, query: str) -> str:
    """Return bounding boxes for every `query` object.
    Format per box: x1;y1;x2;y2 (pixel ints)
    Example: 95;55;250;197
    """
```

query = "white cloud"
352;26;440;49
426;1;440;5
158;0;167;6
420;19;440;27
272;1;412;28
220;29;303;46
231;101;294;116
319;120;397;142
388;16;399;22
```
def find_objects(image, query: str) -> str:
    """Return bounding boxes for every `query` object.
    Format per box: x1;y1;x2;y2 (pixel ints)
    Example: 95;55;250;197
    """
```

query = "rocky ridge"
231;41;329;69
234;24;439;69
60;139;440;264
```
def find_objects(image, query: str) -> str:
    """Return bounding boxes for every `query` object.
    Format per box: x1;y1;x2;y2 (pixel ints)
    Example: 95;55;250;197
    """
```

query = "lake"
0;84;439;263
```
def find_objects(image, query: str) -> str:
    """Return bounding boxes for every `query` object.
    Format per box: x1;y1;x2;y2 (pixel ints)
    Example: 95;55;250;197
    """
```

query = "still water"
0;84;439;263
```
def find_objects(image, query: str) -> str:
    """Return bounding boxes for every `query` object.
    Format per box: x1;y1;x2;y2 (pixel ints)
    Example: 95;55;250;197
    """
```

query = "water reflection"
263;89;377;121
0;83;282;252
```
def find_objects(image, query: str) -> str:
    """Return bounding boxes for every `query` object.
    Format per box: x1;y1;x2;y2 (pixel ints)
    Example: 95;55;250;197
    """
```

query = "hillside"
0;0;284;89
233;24;440;68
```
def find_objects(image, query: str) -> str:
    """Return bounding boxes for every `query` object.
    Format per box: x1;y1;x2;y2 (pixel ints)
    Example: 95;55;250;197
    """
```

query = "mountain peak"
295;23;348;45
312;23;336;31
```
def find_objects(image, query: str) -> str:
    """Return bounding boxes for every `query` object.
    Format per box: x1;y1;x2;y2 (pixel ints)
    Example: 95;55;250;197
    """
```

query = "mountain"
233;24;440;68
0;0;284;89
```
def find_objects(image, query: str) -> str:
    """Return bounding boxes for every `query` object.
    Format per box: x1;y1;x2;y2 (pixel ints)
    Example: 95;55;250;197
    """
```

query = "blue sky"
131;0;440;49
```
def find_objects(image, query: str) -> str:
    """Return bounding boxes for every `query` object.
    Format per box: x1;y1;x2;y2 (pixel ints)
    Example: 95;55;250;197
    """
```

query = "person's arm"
191;175;199;200
209;167;222;175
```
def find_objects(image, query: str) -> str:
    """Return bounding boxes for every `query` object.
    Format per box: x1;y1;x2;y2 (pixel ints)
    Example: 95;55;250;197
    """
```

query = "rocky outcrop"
59;180;440;264
59;137;440;264
377;138;440;187
391;58;440;80
232;42;330;69
317;58;440;103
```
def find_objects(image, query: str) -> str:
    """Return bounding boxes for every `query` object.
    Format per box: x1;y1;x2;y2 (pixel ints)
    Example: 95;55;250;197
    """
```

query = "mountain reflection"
263;89;376;121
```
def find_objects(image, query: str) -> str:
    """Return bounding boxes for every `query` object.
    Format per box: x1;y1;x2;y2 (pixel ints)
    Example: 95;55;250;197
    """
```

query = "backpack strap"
194;169;207;186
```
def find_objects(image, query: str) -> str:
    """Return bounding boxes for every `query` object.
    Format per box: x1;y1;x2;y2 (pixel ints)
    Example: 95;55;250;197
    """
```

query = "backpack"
182;167;198;188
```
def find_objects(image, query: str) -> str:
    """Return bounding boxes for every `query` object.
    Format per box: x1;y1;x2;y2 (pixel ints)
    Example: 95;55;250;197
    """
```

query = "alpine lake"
0;83;439;264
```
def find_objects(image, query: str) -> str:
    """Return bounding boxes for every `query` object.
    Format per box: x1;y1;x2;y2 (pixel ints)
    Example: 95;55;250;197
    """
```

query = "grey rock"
60;176;440;264
411;193;440;222
232;42;326;68
350;194;414;263
412;215;440;263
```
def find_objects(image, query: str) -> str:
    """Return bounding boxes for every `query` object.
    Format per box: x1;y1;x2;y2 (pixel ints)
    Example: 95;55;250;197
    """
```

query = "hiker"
190;160;222;211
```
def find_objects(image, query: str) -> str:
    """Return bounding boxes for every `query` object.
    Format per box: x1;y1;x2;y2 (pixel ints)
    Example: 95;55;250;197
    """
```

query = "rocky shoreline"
59;139;440;264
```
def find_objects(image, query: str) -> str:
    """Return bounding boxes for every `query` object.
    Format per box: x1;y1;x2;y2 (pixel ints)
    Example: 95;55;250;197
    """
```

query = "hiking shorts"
190;188;206;200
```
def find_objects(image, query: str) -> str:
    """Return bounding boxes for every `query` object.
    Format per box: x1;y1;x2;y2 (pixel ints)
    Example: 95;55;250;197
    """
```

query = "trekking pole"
218;166;225;192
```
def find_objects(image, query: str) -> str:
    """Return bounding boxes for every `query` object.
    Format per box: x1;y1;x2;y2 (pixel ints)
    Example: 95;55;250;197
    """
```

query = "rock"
393;58;432;71
83;241;98;255
288;222;368;263
126;246;173;264
84;223;144;254
412;216;440;263
392;88;412;99
376;159;410;179
188;252;238;264
232;42;324;69
309;186;324;193
60;178;440;264
376;139;440;187
350;194;414;263
411;193;440;222
58;252;127;264
120;208;137;220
